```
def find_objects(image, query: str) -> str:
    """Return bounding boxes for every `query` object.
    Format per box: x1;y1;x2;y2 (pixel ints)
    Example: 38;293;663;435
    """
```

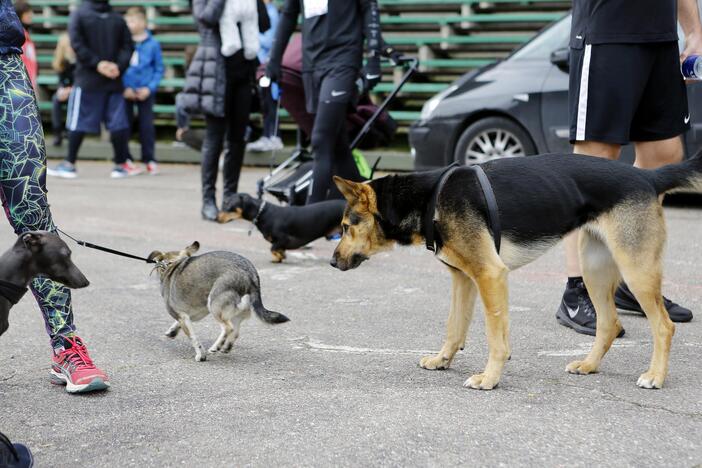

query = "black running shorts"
302;66;359;114
568;41;689;144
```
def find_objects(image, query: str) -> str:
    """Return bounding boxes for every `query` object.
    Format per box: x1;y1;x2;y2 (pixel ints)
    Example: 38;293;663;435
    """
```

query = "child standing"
123;6;164;175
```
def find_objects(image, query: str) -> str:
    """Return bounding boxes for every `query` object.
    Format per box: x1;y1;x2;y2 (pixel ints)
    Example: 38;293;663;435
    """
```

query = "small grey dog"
148;242;289;361
0;231;89;337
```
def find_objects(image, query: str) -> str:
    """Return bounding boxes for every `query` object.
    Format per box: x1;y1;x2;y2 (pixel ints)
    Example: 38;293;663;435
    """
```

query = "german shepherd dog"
330;153;702;390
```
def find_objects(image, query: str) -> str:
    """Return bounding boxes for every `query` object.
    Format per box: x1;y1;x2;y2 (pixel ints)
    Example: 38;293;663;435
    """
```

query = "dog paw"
463;373;499;390
165;330;179;339
637;371;664;389
195;351;207;362
419;354;450;370
565;360;598;375
207;346;219;354
220;342;234;354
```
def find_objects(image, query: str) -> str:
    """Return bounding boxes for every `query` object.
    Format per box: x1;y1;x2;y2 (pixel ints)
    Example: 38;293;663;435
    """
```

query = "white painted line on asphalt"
291;337;436;356
538;339;645;357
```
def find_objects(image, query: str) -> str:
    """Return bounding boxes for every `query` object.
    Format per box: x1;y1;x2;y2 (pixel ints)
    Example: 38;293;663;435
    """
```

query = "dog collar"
0;279;28;305
248;201;268;236
424;163;501;254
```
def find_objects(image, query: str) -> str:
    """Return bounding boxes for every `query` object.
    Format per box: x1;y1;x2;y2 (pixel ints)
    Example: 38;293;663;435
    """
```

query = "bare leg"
633;136;683;169
565;141;622;277
419;268;477;370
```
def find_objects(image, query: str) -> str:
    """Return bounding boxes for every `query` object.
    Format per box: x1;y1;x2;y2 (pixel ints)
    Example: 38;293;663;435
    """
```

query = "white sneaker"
246;137;270;152
268;136;284;151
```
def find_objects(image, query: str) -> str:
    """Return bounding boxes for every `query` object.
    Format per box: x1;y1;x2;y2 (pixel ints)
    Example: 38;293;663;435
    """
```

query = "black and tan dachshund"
218;193;345;262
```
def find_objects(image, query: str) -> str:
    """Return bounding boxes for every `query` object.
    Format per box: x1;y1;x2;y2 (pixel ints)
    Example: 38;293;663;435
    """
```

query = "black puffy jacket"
68;0;133;92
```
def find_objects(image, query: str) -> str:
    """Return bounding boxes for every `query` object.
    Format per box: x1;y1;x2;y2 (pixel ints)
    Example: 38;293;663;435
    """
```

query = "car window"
510;14;571;61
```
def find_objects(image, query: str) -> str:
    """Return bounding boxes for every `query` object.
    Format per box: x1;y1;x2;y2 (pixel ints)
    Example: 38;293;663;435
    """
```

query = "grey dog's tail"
651;149;702;194
251;292;289;324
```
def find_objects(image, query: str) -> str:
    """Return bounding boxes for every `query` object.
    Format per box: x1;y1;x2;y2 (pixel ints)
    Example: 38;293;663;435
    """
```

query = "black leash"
424;163;501;254
0;279;28;305
56;228;156;264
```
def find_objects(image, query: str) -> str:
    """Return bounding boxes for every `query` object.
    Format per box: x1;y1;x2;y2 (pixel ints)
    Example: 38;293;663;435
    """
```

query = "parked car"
409;14;702;169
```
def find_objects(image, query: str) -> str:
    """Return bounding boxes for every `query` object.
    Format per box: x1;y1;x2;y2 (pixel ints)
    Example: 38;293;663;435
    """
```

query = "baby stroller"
256;36;419;205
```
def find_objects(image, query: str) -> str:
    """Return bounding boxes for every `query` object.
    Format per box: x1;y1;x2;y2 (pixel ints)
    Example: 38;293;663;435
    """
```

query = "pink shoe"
121;160;143;176
51;336;110;393
146;161;159;175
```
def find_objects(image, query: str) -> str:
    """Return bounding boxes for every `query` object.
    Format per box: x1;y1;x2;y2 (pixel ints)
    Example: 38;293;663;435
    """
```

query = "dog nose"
330;256;338;268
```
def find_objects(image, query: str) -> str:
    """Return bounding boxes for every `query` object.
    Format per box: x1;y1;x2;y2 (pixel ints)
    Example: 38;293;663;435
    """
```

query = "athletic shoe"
146;161;159;175
615;283;693;322
268;136;284;151
556;279;626;337
47;161;77;179
124;159;144;175
50;336;110;393
246;136;270;152
111;163;142;178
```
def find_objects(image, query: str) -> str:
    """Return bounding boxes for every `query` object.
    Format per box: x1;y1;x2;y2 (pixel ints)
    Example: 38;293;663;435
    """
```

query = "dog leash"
248;201;267;236
0;280;28;305
424;163;501;254
56;228;156;264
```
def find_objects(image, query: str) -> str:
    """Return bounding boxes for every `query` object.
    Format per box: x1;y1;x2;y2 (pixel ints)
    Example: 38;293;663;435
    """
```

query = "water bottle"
682;55;702;79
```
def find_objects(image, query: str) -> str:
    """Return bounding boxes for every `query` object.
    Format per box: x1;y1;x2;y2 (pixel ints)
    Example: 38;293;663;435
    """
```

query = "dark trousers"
260;86;278;138
51;91;66;135
126;95;156;163
307;101;362;203
201;56;255;201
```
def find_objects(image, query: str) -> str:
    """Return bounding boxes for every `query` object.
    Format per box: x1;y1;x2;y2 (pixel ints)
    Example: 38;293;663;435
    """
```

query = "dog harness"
424;162;501;254
0;280;28;305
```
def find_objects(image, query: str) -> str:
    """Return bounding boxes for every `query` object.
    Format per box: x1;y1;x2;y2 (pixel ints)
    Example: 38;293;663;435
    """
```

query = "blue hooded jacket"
0;0;26;55
122;31;164;93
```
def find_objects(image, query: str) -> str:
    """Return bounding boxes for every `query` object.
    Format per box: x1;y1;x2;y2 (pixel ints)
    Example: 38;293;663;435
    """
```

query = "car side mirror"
550;47;570;73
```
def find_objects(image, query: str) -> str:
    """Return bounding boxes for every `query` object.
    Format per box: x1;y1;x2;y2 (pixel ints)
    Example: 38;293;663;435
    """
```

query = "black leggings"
307;101;363;203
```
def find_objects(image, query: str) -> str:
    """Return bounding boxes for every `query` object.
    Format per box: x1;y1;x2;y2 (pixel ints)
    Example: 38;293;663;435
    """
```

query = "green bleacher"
27;0;571;134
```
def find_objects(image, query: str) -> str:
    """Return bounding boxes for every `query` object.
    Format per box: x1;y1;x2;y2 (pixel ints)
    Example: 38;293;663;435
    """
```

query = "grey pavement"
1;161;701;467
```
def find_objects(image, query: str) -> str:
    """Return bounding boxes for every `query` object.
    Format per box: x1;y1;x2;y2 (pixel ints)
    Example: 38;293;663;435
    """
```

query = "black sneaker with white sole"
556;279;626;337
614;283;693;323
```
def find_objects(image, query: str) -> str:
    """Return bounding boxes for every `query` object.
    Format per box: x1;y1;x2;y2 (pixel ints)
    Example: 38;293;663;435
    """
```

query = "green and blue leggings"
0;53;75;347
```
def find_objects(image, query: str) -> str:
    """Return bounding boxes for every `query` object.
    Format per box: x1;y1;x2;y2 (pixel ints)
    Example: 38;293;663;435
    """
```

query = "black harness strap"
248;200;268;236
424;163;501;254
0;280;28;305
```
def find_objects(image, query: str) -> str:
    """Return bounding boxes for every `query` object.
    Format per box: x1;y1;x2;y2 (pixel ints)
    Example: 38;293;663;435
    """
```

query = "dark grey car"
409;14;702;169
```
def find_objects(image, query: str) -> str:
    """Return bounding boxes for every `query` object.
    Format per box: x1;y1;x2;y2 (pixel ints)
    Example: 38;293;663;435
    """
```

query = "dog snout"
330;254;339;269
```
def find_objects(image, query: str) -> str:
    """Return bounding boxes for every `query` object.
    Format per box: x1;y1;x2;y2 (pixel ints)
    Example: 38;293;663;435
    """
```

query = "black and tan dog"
217;193;345;262
330;153;702;390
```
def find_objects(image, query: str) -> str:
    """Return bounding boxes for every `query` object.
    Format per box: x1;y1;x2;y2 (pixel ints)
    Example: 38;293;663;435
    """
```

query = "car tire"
454;116;536;165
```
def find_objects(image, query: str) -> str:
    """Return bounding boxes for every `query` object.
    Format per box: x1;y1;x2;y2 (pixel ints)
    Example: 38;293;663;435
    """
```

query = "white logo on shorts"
331;90;347;97
684;114;691;124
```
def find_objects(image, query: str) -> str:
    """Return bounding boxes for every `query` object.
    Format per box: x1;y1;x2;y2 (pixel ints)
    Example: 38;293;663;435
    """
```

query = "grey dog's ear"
184;241;200;256
147;251;163;262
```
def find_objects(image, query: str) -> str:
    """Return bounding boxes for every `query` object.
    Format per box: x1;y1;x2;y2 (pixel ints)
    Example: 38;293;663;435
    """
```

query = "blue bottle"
682;55;702;79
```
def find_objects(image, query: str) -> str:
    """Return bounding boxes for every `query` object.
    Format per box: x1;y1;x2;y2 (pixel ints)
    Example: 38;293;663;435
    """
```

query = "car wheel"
454;117;535;165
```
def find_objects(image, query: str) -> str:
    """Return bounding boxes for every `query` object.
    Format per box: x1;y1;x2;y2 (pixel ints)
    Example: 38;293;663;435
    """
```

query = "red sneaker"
50;336;110;393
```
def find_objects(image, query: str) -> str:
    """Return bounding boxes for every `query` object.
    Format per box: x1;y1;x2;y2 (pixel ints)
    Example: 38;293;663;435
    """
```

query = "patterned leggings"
0;54;75;347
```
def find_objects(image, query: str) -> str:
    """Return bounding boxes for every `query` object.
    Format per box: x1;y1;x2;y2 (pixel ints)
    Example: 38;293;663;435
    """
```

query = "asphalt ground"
1;162;701;467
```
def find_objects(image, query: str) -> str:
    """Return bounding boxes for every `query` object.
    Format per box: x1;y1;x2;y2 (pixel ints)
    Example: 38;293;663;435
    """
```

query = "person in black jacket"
266;0;382;203
182;0;270;221
47;0;135;179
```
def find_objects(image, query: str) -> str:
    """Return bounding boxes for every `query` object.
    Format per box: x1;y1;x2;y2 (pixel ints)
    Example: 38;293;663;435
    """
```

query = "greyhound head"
18;231;90;289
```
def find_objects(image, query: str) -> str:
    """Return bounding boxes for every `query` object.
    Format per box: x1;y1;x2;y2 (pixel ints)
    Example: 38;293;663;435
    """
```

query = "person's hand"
363;54;381;91
97;61;120;79
266;59;281;83
681;30;702;63
57;86;71;102
123;88;136;100
136;87;151;101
